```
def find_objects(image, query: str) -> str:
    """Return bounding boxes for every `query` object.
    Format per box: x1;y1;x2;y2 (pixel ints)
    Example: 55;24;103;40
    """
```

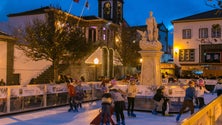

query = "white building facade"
172;9;222;78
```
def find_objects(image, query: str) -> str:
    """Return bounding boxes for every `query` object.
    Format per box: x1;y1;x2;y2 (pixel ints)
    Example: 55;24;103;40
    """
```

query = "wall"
13;46;51;85
173;20;222;64
0;41;7;82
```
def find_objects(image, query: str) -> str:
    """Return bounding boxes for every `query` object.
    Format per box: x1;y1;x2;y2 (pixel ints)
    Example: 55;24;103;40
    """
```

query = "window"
199;28;208;38
204;52;221;63
88;27;96;42
182;29;191;39
179;49;195;62
211;24;221;38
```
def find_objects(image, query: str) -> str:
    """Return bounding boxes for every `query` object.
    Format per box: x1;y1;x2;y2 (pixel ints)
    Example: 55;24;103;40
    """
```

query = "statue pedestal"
139;50;163;86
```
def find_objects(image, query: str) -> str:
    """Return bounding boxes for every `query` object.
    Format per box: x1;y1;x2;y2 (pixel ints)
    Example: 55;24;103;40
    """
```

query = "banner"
47;84;67;94
117;85;156;97
11;88;22;97
10;86;44;97
21;86;44;96
0;87;7;98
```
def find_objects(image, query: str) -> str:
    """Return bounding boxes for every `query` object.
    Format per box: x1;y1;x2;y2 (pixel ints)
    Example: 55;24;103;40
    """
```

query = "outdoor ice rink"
0;94;219;125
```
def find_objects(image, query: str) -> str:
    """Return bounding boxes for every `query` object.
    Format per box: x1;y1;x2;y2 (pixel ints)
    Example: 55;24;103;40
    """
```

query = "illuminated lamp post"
94;58;99;81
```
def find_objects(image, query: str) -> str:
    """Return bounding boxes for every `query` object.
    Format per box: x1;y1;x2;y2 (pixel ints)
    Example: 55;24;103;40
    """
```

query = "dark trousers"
162;98;169;115
100;104;111;124
217;89;222;97
69;96;77;110
196;97;205;109
179;100;194;115
114;101;125;122
127;97;135;114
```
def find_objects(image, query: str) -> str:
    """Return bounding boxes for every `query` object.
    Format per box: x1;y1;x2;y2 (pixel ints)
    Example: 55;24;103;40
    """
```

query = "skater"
213;78;222;96
110;87;126;125
195;78;210;109
100;80;108;94
67;82;78;112
100;90;113;125
76;80;85;109
126;77;137;117
152;85;170;116
176;80;196;122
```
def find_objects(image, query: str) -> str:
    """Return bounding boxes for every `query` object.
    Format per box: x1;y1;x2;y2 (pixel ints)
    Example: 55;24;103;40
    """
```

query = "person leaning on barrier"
213;78;222;96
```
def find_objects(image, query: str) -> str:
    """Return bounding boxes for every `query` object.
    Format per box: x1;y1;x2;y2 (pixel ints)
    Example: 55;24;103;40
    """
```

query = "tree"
14;9;94;82
116;26;141;74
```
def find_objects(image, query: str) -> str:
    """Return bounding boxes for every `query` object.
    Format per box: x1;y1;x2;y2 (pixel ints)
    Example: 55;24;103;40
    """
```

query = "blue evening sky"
0;0;215;44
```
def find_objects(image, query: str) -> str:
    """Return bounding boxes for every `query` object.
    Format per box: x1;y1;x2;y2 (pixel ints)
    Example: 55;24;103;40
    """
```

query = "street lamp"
94;58;99;81
140;58;143;63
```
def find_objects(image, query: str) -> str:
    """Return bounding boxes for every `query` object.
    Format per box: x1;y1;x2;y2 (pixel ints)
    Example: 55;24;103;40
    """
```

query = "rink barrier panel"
0;81;188;116
0;82;102;116
180;95;222;125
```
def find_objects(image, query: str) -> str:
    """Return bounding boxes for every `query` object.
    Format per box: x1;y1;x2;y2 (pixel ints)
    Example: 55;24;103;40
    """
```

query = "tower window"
103;2;111;20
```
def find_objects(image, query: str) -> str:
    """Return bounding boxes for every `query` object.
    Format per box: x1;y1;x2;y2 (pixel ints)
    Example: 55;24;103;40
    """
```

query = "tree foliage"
117;27;141;67
14;10;94;82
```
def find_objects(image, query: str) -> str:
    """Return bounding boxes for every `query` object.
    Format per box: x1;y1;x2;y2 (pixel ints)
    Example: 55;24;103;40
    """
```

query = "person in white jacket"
213;78;222;96
195;78;210;109
126;77;138;117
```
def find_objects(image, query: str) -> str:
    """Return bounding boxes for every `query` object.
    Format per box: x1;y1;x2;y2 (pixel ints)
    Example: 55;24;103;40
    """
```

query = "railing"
2;80;214;118
0;81;191;116
180;95;222;125
0;82;102;116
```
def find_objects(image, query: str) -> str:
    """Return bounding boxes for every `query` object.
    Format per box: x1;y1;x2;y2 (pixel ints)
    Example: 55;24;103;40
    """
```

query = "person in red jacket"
67;82;78;112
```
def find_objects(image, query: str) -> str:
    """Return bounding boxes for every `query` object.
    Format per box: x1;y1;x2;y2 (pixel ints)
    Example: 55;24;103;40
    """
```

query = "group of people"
176;78;222;122
99;76;222;124
67;79;85;112
66;75;222;124
99;77;138;125
152;77;222;122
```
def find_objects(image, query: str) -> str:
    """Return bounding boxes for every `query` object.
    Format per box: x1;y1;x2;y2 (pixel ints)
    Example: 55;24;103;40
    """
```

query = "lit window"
179;49;195;62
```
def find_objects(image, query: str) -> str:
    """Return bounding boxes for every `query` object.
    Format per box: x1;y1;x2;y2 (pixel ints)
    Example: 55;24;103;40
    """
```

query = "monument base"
139;50;163;86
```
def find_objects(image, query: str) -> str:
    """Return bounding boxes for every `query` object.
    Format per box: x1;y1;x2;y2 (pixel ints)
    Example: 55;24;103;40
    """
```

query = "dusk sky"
0;0;216;44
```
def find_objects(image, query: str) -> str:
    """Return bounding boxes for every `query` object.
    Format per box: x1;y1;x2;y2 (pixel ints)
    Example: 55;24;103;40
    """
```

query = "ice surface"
0;94;217;125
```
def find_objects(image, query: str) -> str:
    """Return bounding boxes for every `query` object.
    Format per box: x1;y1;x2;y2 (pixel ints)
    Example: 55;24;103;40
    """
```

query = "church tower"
98;0;124;24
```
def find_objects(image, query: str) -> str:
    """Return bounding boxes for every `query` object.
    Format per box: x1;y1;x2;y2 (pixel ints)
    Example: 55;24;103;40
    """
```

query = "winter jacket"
101;93;112;105
67;84;76;97
75;85;84;100
195;86;209;97
127;84;137;98
184;87;195;101
153;88;166;102
213;83;222;92
110;89;125;102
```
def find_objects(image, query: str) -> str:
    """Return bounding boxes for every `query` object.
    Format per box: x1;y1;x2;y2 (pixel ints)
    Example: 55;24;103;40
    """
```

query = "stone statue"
136;30;146;41
136;11;162;51
146;11;158;41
